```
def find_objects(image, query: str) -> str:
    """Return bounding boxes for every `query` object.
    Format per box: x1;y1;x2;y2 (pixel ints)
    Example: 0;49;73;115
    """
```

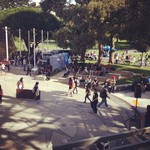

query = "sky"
31;0;75;4
32;0;41;2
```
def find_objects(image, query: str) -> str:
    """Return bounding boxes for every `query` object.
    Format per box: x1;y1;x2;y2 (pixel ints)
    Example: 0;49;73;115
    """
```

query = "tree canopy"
0;7;62;56
0;0;31;9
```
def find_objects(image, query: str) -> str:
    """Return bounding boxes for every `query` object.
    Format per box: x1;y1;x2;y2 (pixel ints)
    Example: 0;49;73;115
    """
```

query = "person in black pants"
91;88;98;113
145;105;150;127
84;85;91;103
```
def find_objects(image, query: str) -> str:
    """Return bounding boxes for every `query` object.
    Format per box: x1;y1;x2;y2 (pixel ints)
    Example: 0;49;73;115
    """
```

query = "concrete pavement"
0;65;149;149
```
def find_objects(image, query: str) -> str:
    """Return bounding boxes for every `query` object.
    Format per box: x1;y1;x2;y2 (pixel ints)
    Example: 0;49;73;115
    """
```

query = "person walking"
17;77;24;89
23;57;27;71
97;87;110;108
73;76;78;94
32;82;40;101
26;62;32;76
84;85;91;103
91;88;98;113
145;105;150;127
67;77;74;97
0;85;3;104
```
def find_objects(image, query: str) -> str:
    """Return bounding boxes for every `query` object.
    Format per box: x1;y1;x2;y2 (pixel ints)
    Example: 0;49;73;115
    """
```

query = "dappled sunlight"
1;65;148;149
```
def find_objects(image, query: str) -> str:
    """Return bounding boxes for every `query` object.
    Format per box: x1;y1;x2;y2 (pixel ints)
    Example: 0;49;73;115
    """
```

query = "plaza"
0;65;150;149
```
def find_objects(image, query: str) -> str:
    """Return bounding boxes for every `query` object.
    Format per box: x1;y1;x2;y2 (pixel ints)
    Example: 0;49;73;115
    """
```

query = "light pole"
19;29;21;56
5;26;9;60
41;30;43;57
28;30;30;59
47;31;49;52
33;28;36;68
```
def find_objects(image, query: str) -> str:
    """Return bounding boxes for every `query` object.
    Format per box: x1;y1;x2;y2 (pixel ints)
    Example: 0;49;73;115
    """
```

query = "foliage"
0;7;62;55
117;0;150;53
0;0;30;9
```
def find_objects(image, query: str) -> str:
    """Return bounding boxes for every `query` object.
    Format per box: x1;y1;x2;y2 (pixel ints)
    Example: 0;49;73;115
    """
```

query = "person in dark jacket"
91;88;98;113
145;105;150;127
97;87;110;108
0;85;3;104
26;62;32;76
84;85;91;103
33;82;40;100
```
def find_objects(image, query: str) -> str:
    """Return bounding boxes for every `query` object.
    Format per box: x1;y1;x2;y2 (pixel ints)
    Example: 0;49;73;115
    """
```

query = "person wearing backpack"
97;87;110;108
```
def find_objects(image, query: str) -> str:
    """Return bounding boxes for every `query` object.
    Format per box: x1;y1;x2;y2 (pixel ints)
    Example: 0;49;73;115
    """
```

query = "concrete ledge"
112;70;133;77
35;75;45;81
82;75;107;83
31;67;39;75
116;84;132;91
58;77;68;84
106;73;121;80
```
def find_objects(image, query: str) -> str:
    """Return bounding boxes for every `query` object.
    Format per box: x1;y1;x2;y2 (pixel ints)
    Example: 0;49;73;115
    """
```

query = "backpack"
100;89;107;98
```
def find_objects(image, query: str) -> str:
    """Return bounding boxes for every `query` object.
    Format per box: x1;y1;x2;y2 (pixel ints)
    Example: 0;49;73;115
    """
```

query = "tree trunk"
97;43;103;66
109;35;115;64
80;48;86;62
140;52;144;67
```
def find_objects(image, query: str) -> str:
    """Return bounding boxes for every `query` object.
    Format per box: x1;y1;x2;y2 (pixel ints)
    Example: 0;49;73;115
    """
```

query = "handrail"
53;127;150;150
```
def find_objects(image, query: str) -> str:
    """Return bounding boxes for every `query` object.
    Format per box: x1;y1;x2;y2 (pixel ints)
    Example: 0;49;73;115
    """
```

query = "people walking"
0;85;3;104
84;85;91;103
17;77;24;89
91;88;98;113
97;87;110;108
32;82;40;101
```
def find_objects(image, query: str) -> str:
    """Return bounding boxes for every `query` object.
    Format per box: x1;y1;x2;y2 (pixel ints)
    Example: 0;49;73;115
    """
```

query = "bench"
82;75;107;83
16;89;41;99
106;73;121;80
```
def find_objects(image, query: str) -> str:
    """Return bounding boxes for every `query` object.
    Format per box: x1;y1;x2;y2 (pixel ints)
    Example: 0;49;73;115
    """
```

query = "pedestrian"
17;77;24;89
26;62;32;76
145;105;150;127
67;77;74;97
32;82;40;101
73;76;78;94
0;85;3;104
91;88;98;113
84;85;91;103
23;57;27;71
97;87;110;108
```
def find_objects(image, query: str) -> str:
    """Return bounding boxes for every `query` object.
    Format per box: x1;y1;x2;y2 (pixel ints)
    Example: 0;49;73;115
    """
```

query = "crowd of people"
0;51;149;128
114;52;149;66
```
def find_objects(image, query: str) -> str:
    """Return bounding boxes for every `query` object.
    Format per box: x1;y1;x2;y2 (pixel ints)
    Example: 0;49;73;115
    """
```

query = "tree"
87;0;126;65
0;7;62;55
0;0;31;9
54;6;95;61
116;0;150;66
41;0;96;61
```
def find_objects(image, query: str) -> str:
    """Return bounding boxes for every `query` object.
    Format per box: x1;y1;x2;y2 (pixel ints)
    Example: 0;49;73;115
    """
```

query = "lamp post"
47;31;49;52
5;26;9;60
33;28;36;68
41;30;43;57
19;29;21;56
28;30;30;60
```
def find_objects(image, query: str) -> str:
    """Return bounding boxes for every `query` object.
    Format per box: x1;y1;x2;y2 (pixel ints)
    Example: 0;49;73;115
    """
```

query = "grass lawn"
112;64;150;85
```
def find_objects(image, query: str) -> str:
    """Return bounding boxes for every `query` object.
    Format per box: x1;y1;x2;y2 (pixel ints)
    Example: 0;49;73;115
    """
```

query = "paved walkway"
0;66;149;150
